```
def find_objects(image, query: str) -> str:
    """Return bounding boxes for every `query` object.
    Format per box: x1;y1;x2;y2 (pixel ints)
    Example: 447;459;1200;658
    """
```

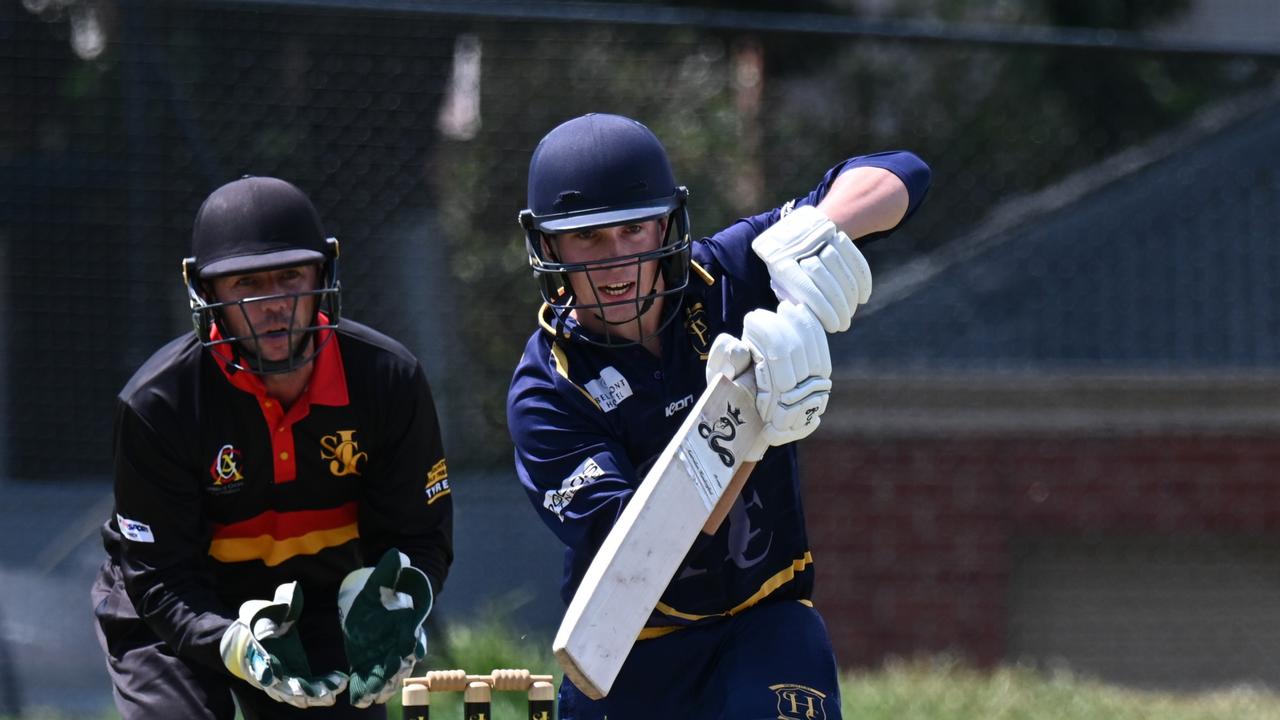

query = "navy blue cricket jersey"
507;152;930;637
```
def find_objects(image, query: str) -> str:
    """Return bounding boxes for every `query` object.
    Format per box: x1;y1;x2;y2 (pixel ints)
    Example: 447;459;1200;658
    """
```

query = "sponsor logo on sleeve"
424;458;451;505
584;367;632;412
543;456;605;521
116;514;155;543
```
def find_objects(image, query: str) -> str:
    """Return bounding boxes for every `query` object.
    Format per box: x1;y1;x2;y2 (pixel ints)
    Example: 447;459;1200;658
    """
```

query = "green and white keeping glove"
338;549;433;708
219;581;349;708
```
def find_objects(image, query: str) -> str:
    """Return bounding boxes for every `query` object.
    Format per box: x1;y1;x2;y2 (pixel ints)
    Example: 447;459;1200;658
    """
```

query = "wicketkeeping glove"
219;581;348;708
337;548;433;708
752;204;872;333
706;302;832;460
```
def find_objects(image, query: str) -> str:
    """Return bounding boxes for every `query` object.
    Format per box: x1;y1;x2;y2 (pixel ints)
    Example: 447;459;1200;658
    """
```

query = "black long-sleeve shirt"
100;318;452;671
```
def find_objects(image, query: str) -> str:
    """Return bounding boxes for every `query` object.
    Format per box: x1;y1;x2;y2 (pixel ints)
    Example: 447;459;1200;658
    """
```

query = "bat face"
553;373;763;699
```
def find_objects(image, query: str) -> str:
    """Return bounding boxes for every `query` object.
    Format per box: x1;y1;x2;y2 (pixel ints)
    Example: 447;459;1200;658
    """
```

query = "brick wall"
801;433;1280;669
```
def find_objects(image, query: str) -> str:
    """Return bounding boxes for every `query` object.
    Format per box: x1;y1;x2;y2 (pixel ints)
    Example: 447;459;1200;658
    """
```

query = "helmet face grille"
188;286;342;375
184;249;343;374
520;114;692;347
526;204;692;349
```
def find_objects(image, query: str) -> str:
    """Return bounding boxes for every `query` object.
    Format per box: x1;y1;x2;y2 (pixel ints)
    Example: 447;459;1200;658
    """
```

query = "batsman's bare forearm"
816;165;911;242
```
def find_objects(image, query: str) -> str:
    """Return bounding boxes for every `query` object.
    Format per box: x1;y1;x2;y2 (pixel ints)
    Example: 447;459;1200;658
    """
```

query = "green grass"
13;625;1280;719
841;656;1280;720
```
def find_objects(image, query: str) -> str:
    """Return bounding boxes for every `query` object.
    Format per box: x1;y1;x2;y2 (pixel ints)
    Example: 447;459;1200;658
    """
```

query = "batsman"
91;176;452;718
507;114;930;719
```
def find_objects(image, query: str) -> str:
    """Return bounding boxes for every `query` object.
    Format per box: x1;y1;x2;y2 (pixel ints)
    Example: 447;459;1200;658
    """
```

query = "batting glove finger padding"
338;549;433;708
835;230;874;305
739;302;833;452
777;301;833;379
220;582;349;708
751;204;872;333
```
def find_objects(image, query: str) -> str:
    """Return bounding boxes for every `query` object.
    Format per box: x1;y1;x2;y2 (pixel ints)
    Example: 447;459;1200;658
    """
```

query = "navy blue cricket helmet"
518;113;691;345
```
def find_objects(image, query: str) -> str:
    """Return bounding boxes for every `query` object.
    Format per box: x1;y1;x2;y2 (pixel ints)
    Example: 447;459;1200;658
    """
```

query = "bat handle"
727;365;757;396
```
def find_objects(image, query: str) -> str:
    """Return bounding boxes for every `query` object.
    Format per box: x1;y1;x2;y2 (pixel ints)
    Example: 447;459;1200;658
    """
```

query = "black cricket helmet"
519;113;691;346
181;176;341;374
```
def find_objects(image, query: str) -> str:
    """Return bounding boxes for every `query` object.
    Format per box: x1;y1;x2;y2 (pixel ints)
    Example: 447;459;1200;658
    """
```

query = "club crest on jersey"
584;366;632;412
320;429;367;477
698;401;746;467
424;458;451;505
208;444;246;493
544;456;604;521
684;301;711;359
771;683;827;720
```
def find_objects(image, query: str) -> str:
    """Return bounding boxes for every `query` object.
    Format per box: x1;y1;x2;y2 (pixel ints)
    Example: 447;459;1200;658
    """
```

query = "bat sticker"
698;402;746;467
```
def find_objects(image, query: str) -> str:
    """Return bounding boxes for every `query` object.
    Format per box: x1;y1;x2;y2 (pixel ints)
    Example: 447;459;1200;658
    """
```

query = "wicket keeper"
91;176;452;718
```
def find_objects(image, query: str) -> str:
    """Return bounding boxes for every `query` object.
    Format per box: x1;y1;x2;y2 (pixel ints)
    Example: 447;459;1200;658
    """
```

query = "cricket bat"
553;370;764;699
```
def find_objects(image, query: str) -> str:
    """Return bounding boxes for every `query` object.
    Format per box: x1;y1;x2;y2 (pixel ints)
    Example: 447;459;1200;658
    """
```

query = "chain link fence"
6;0;1280;712
9;0;1276;476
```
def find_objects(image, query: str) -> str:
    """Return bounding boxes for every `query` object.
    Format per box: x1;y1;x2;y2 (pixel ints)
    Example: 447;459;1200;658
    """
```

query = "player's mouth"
255;325;296;351
598;282;634;298
260;325;292;339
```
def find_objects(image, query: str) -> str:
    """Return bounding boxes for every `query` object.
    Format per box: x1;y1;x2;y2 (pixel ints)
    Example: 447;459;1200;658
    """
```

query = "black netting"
6;3;1280;709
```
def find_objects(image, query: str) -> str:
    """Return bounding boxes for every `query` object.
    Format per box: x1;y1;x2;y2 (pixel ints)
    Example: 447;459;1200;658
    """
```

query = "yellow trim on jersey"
208;524;359;567
537;301;570;339
690;259;715;286
648;551;815;624
652;601;705;623
636;625;685;641
550;342;602;411
727;552;814;615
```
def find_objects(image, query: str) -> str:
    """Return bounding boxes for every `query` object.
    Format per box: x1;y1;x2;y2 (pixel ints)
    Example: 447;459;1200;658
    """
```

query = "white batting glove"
706;302;832;460
752;204;872;333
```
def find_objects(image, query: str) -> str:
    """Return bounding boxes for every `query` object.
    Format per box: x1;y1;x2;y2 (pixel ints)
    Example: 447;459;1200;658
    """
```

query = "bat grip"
728;364;757;396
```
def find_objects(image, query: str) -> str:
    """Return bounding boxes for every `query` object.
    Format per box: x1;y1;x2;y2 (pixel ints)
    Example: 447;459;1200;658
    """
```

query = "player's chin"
251;334;303;360
599;294;640;311
596;309;656;334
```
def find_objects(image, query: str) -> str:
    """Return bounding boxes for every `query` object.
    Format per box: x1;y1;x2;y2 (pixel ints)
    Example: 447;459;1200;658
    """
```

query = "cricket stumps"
402;669;555;720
